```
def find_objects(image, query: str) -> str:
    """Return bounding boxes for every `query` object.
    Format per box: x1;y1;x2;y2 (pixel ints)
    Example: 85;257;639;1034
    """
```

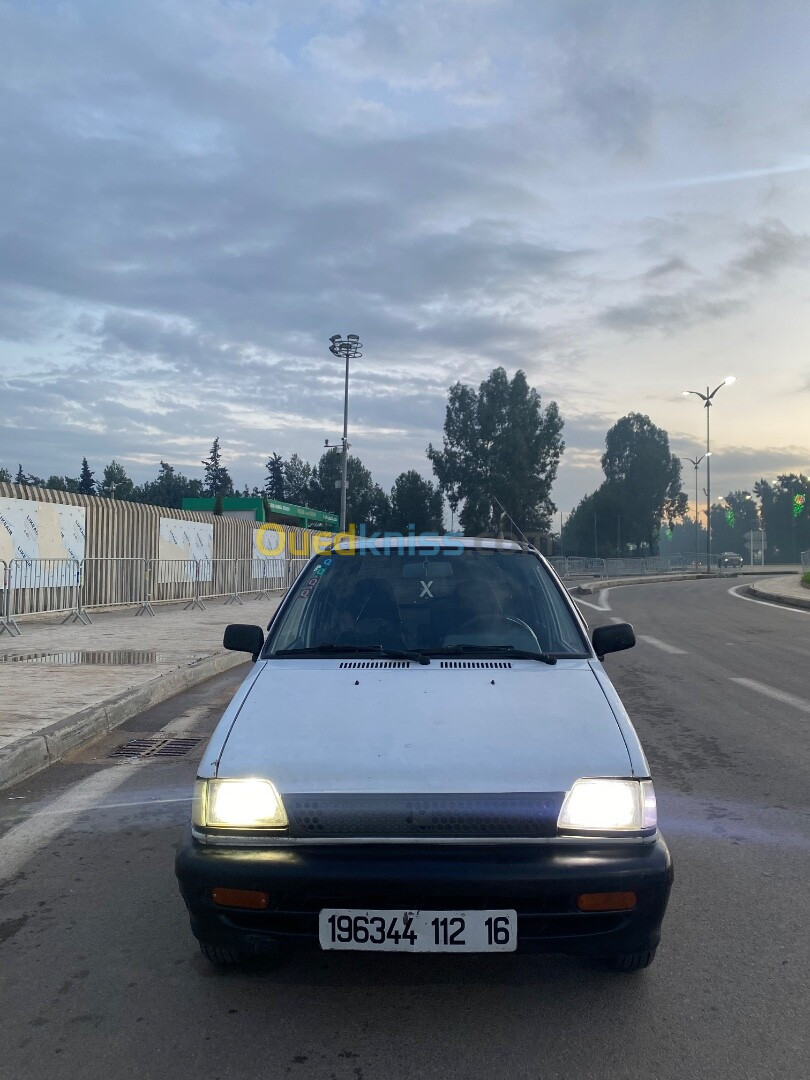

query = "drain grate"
109;736;203;760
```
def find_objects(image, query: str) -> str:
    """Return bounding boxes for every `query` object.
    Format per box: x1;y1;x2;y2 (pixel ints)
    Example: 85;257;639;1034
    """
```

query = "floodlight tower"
327;334;363;532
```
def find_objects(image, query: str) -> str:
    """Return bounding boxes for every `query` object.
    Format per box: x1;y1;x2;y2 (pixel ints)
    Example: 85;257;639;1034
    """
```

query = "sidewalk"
748;574;810;611
0;595;281;791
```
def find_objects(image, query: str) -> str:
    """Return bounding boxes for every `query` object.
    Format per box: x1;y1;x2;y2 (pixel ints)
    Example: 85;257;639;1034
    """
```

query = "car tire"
606;948;657;973
199;940;244;967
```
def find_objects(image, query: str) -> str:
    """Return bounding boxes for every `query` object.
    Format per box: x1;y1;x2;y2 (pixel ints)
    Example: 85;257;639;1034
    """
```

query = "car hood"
213;659;634;794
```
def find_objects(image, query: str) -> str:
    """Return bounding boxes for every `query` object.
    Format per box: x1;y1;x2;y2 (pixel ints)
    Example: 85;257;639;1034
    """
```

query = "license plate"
319;909;517;952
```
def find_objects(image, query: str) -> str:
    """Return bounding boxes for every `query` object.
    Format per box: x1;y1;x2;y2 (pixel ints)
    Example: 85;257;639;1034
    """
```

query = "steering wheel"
455;614;541;650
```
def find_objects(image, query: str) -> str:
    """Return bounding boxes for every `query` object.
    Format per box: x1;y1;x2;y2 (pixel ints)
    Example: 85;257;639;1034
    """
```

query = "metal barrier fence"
148;559;199;609
0;559;16;637
0;551;310;636
801;550;809;572
550;555;689;579
81;557;149;611
0;558;90;635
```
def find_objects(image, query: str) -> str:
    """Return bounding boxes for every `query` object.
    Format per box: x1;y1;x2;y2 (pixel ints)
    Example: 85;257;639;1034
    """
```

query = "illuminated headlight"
192;778;288;829
557;779;656;834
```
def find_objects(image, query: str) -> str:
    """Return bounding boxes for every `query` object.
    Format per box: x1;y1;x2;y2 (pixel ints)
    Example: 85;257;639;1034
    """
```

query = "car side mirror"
223;624;265;661
592;622;635;659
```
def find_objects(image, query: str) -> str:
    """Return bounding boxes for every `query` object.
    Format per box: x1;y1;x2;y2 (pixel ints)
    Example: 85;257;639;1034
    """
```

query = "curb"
571;573;705;595
747;578;810;611
0;650;248;793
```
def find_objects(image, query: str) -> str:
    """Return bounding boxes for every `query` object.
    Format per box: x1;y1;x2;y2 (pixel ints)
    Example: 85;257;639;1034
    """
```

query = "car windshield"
265;545;589;658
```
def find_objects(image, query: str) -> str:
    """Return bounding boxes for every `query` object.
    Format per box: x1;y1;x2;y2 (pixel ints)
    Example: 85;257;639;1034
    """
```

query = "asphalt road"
0;577;807;1080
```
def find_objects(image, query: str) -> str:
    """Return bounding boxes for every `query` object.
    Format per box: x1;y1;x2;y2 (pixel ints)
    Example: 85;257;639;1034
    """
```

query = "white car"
176;537;672;971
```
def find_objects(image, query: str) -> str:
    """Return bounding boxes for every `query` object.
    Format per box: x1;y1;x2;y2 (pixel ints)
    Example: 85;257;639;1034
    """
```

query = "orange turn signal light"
577;891;637;912
212;888;270;910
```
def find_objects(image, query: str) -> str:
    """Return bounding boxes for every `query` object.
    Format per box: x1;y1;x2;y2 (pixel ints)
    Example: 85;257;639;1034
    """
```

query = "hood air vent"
339;660;411;669
440;660;512;669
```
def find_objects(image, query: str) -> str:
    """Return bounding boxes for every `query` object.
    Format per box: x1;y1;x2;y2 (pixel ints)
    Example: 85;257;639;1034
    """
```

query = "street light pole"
328;334;363;533
681;453;711;562
683;376;735;566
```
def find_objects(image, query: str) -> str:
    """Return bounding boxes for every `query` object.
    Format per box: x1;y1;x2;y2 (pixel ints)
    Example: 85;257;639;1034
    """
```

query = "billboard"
0;497;86;588
157;518;214;582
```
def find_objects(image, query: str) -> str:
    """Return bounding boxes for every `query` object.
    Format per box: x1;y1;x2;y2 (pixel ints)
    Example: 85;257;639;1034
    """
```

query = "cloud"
599;294;747;335
729;219;810;280
641;256;695;281
0;0;809;512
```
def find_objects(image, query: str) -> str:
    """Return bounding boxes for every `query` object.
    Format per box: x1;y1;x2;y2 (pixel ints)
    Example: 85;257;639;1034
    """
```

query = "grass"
802;571;810;588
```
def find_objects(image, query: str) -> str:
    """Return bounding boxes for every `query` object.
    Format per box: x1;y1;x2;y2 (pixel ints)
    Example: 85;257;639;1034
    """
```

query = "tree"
283;453;313;506
755;474;809;561
389;471;444;533
599;413;687;553
131;462;204;508
427;367;564;536
264;453;286;500
562;414;687;557
708;491;759;556
562;485;626;559
367;485;393;533
201;437;233;498
97;461;134;499
309;448;390;529
15;464;25;484
78;458;95;495
0;466;10;483
658;515;708;559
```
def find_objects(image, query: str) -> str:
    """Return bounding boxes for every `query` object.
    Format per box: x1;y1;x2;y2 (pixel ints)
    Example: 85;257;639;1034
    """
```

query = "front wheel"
199;940;244;967
606;948;657;973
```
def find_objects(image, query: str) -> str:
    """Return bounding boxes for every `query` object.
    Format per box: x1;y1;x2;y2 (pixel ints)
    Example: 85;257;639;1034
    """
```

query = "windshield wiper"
274;643;430;665
425;644;557;666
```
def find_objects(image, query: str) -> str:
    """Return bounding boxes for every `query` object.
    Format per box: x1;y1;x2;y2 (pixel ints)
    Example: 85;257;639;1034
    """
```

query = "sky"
1;0;808;520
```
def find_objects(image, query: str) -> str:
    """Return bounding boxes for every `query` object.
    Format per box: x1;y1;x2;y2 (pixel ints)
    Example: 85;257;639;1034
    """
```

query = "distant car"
176;537;673;972
719;552;744;570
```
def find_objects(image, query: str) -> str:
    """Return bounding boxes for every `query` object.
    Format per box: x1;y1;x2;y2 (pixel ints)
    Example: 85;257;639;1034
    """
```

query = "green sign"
266;500;338;528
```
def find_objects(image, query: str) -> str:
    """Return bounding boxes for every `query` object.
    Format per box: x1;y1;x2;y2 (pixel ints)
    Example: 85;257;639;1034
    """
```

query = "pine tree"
264;453;286;500
15;464;25;484
78;458;96;495
201;438;234;498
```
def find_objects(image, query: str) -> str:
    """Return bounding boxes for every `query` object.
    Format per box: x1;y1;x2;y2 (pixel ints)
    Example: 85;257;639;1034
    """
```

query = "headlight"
192;778;288;829
557;779;656;834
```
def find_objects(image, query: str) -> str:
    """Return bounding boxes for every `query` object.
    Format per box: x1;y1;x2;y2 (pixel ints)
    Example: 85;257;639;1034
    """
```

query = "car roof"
327;535;534;554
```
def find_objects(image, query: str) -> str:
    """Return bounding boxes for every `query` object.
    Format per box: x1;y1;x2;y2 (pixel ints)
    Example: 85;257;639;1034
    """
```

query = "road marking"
637;635;687;655
0;762;145;884
727;584;810;615
729;677;810;715
570;588;612;612
32;795;192;816
0;692;222;883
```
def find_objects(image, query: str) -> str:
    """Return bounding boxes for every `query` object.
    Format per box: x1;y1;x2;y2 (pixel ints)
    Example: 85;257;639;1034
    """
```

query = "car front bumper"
176;828;673;959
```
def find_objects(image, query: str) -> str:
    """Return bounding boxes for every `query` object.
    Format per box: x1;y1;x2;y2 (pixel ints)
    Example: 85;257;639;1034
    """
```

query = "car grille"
285;792;565;839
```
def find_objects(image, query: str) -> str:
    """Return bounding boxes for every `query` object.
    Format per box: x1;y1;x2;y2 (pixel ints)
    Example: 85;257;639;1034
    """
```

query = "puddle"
0;650;164;666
